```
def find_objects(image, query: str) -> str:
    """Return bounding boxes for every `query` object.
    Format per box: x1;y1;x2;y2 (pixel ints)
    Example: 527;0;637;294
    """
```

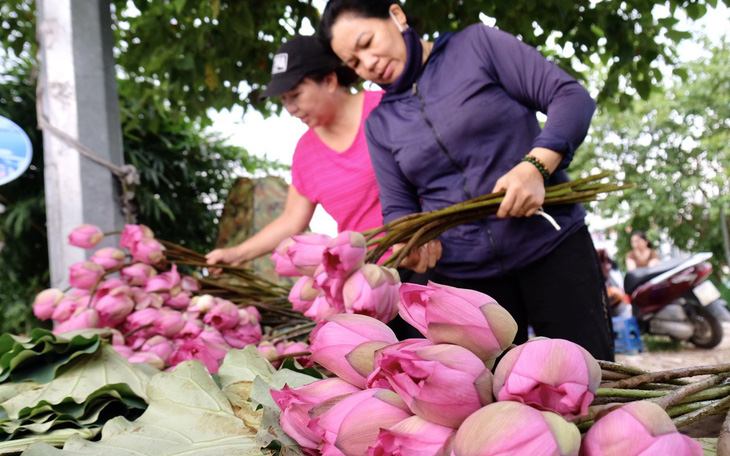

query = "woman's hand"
205;245;248;277
493;147;561;218
394;240;442;273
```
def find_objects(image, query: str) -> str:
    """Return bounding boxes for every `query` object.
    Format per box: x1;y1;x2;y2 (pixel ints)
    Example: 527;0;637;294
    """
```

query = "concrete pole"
36;0;125;289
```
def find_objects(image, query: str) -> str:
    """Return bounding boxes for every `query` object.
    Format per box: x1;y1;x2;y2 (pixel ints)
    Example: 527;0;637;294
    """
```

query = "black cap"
260;35;341;99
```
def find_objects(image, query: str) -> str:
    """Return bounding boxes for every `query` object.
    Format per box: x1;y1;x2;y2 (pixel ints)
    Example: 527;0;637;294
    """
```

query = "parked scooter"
622;252;724;349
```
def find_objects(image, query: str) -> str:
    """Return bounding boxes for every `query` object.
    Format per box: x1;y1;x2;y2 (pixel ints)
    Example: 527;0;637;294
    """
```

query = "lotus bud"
165;290;191;309
177;318;203;339
119;224;155;250
238;306;261;326
187;294;216;319
309;388;412;456
51;297;85;323
68;224;104;249
54;308;100;334
398;281;517;363
368;339;494;428
154;309;185;337
271;237;301;277
270;378;361;450
90;247;126;269
313;264;345;310
289;276;321;314
493;338;601;420
367;415;455;456
130;237;165;265
120;263;157;286
141;335;175;364
127;351;165;370
170;335;227;373
580;400;703;456
304;294;341;323
131;287;163;310
180;275;199;291
453;401;581;456
343;264;400;323
33;288;65;320
308;314;398;388
286;233;332;276
221;323;263;349
322;231;367;279
257;341;279;362
124;307;161;338
203;298;240;330
144;264;181;300
95;286;135;328
69;261;105;289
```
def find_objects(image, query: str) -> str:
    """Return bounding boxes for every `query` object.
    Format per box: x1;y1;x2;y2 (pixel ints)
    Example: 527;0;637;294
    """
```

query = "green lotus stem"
667;400;722;418
599;361;689;386
603;364;730;390
672;394;730;429
654;373;730;410
268;351;312;364
596;388;665;399
266;322;317;343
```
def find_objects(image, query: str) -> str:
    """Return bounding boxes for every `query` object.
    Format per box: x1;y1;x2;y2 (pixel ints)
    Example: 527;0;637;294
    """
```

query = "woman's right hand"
205;245;248;276
394;240;442;273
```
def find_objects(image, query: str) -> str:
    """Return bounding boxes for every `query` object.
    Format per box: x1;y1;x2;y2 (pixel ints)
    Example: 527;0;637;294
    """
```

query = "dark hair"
304;64;360;88
319;0;399;43
632;231;653;249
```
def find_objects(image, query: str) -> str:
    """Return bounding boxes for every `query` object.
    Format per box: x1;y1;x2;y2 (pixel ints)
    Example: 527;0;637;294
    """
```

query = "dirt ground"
613;322;730;441
615;322;730;371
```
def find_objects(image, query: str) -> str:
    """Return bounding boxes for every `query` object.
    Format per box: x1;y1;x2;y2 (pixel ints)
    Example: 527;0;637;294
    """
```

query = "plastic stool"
612;316;643;354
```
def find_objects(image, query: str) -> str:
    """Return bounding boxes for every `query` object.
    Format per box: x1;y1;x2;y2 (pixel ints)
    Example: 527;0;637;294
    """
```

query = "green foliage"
574;38;730;271
2;0;727;122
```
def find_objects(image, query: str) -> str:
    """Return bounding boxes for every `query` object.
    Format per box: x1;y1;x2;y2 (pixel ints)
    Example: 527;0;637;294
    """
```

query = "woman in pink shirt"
205;35;384;268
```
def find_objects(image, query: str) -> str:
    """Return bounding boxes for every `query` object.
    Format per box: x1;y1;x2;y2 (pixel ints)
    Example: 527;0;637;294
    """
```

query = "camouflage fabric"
214;176;299;285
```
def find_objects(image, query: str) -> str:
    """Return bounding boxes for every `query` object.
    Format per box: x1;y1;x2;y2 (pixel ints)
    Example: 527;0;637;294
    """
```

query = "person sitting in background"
625;231;660;271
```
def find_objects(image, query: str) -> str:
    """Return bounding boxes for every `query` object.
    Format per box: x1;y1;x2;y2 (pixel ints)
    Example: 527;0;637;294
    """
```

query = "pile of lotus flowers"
274;231;401;324
270;281;707;456
32;223;286;373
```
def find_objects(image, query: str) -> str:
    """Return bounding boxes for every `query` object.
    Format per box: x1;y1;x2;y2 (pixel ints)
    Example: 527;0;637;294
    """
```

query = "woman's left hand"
492;161;546;218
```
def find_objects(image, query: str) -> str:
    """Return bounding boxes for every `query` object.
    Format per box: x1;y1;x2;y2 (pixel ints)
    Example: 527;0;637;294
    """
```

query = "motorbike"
622;252;725;349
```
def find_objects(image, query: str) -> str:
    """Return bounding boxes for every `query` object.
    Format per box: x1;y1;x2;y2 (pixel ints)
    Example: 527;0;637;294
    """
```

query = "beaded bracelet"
521;154;551;182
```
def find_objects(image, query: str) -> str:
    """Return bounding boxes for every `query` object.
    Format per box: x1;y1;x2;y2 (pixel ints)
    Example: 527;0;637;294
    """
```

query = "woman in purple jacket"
320;0;614;360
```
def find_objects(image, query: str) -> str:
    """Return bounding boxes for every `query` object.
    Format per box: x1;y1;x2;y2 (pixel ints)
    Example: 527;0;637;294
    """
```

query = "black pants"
430;226;615;361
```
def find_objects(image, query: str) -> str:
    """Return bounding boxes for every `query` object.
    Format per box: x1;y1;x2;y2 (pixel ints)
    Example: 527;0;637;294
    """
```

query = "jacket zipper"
412;82;506;274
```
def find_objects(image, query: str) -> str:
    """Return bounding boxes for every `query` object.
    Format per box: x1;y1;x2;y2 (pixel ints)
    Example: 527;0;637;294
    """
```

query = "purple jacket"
364;24;596;279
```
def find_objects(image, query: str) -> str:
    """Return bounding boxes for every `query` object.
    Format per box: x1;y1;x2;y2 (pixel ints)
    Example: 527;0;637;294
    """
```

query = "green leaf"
22;361;265;455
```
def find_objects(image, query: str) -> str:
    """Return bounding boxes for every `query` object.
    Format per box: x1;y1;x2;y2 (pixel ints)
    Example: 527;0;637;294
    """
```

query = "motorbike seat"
623;257;687;295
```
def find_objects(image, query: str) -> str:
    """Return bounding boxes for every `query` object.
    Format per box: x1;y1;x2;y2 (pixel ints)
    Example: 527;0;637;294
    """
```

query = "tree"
573;38;730;270
1;0;726;124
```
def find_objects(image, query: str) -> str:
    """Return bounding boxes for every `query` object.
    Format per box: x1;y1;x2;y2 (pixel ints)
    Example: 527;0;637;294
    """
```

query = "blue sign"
0;115;33;186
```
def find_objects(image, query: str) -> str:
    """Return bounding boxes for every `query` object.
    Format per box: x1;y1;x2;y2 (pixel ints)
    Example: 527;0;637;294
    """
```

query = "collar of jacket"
381;32;454;103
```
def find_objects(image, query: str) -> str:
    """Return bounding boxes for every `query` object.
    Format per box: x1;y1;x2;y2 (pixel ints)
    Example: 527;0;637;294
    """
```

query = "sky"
209;3;730;237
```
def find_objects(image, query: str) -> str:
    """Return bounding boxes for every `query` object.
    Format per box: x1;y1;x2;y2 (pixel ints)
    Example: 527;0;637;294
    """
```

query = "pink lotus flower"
165;291;191;309
287;233;332;276
257;341;279;362
90;247;126;269
119;224;154;250
51;297;85;323
33;288;65;320
69;261;105;289
141;335;175;364
313;264;345;310
304;294;341;322
221;323;263;349
54;308;100;334
202;299;240;330
271;237;302;277
68;224;104;249
343;265;400;323
238;306;261;326
270;378;361;450
123;307;161;338
368;339;493;428
493;338;601;420
112;344;134;359
144;264;181;300
180;275;199;291
322;231;367;279
130;287;163;310
289;276;322;314
453;401;581;456
127;351;165;370
130;237;165;264
170;336;227;373
580;401;703;456
367;415;455;456
153;309;186;337
120;263;157;286
309;388;412;456
177;319;203;339
308;314;399;388
94;285;135;328
187;294;216;319
398;281;517;363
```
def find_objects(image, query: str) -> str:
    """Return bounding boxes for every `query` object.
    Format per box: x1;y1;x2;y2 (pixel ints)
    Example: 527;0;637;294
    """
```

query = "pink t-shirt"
292;90;384;233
